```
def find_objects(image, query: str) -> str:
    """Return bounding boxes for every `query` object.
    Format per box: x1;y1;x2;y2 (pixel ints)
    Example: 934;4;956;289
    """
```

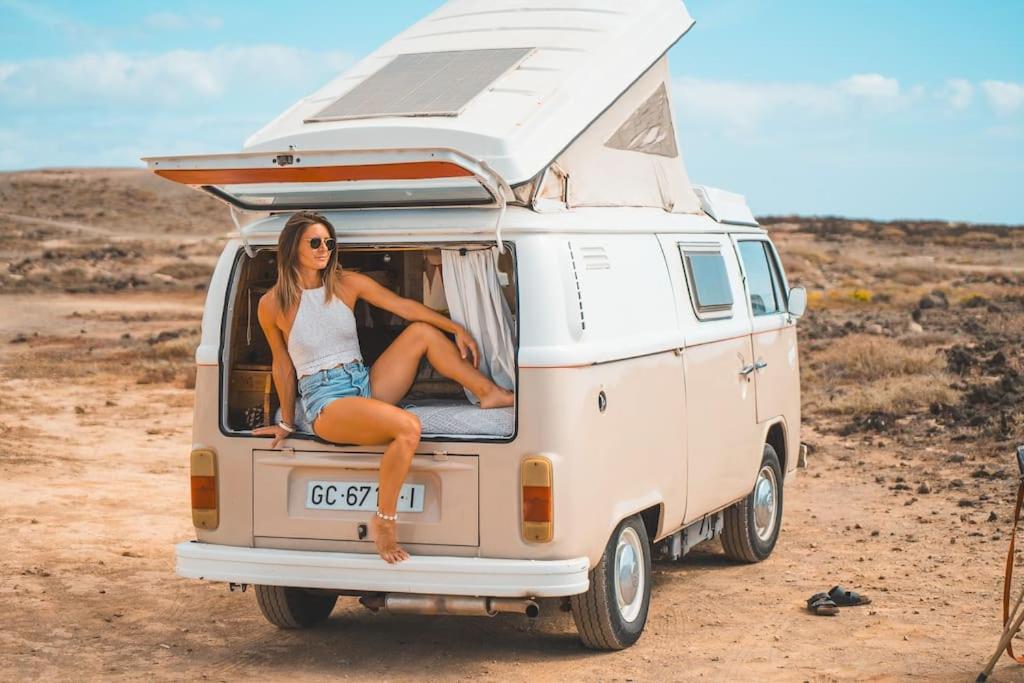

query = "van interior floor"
225;243;516;439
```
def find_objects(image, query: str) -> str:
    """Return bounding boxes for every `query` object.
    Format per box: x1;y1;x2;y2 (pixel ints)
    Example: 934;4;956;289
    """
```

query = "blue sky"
0;1;1021;223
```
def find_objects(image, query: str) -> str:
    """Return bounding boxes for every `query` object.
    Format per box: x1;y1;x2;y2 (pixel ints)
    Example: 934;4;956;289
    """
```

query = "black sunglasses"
308;237;336;251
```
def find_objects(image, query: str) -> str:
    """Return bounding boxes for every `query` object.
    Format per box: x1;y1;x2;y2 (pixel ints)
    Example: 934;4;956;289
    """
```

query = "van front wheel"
570;514;652;650
254;585;338;628
722;443;783;563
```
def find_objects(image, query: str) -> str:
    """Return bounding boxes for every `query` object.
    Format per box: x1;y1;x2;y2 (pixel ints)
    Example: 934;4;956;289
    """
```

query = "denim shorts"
297;360;372;425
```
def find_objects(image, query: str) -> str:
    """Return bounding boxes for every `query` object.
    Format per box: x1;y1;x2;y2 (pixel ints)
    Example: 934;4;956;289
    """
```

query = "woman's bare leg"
313;396;421;564
370;322;514;408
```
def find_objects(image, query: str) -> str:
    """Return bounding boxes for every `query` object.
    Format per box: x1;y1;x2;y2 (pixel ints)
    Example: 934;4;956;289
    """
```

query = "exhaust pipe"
359;593;539;618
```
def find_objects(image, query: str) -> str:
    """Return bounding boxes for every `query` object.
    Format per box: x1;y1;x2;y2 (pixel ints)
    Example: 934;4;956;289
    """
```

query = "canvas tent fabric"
552;57;699;212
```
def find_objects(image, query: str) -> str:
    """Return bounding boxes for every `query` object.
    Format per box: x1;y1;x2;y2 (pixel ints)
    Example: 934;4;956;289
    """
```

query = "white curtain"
441;247;516;404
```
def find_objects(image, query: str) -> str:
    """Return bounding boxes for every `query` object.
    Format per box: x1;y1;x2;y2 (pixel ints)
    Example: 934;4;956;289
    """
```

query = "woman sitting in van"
254;211;514;563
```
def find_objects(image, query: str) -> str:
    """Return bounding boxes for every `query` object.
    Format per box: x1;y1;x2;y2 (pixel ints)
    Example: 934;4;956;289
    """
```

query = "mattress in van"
277;398;513;438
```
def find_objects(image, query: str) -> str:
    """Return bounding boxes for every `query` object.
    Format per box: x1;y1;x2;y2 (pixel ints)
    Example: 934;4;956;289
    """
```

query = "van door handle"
754;359;768;370
738;364;756;377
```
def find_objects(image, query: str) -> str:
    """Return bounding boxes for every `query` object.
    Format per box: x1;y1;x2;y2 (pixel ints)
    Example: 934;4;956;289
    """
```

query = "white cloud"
0;111;273;168
0;46;354;107
144;12;223;31
981;80;1024;116
0;0;94;39
672;73;910;132
144;12;187;30
838;74;900;100
941;79;974;110
672;77;839;131
0;63;18;83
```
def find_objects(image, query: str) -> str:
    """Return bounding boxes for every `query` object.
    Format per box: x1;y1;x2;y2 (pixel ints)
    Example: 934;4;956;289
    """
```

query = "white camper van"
149;0;806;650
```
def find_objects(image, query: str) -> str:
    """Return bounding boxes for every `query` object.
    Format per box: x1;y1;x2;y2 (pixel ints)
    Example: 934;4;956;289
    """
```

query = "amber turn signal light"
521;456;553;542
190;448;218;530
191;476;216;510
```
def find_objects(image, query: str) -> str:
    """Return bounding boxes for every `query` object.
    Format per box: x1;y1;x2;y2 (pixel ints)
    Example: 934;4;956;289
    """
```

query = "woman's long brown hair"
274;211;341;313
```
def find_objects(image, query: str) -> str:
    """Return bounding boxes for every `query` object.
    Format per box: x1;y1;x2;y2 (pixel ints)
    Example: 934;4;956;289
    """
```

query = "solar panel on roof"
306;48;533;122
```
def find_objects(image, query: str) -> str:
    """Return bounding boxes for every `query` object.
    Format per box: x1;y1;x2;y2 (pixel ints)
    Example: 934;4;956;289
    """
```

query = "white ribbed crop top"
287;286;363;378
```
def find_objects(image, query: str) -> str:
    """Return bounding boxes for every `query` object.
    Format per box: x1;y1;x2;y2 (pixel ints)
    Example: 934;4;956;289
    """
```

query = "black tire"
254;585;338;628
722;443;783;563
570;515;652;650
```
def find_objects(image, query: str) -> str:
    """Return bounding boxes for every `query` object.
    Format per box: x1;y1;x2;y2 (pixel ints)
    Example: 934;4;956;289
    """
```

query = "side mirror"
787;286;807;318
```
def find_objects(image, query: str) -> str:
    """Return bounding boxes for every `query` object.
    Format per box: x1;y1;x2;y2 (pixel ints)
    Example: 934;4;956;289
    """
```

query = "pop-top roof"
144;1;710;217
244;0;695;187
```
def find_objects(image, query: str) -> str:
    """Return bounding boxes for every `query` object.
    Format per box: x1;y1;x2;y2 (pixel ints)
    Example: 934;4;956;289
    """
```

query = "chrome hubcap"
753;465;778;542
614;526;644;623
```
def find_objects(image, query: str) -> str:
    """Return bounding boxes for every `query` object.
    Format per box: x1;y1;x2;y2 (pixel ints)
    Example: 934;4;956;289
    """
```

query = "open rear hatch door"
143;147;511;212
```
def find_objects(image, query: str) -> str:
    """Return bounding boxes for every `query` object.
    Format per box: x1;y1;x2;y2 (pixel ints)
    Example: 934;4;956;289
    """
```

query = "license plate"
305;481;425;513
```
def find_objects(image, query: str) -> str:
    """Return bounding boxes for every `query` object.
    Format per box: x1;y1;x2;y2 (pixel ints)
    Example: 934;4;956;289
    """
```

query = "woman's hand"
252;424;291;449
453;325;480;368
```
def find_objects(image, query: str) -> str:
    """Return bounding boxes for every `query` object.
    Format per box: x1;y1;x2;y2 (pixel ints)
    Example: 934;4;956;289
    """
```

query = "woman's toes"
479;386;514;409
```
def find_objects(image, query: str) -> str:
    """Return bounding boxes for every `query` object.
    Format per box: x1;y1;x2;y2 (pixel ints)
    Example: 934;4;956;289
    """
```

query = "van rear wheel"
570;514;652;650
254;585;338;628
722;443;783;563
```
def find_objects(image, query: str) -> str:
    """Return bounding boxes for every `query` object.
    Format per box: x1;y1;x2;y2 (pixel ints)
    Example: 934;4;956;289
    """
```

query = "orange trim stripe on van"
154;161;475;186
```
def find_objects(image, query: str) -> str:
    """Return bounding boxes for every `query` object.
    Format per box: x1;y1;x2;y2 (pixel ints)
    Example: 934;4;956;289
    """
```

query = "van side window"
738;241;782;316
679;247;733;320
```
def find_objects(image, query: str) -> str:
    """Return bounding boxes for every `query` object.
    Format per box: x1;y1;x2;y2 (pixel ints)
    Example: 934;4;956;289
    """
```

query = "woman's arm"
252;293;297;447
347;271;480;367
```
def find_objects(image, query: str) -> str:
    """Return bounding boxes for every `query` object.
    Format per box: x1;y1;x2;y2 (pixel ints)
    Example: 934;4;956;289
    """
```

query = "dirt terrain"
2;169;1024;681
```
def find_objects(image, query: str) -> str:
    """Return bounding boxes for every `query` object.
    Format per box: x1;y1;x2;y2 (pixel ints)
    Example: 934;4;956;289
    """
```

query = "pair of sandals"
807;585;871;616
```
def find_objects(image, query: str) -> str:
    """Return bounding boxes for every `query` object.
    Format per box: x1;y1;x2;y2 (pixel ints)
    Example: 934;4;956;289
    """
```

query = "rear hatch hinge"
230;205;254;258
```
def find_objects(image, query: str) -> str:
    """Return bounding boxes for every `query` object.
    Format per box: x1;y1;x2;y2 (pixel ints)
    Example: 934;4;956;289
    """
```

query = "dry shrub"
780;244;832;267
155;262;213;280
814;288;877;311
137;366;176;384
779;253;812;278
890;270;924;287
813;334;942;382
959;231;999;244
899;331;955;348
983;313;1024;338
1;346;102;380
874;264;950;288
827;373;957;415
149;334;199;362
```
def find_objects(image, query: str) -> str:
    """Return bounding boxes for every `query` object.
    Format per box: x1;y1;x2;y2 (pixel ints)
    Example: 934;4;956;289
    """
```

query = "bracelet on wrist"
278;421;295;434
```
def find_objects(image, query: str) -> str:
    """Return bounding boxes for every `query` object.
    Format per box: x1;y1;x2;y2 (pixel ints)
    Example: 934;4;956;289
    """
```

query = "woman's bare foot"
370;515;409;564
479;385;514;409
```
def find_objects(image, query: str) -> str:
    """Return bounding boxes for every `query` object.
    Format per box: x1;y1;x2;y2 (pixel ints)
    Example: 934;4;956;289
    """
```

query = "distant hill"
0;168;226;239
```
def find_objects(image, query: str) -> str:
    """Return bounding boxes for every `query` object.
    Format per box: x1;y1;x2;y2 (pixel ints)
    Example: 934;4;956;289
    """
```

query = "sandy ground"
1;302;1022;683
3;170;1024;681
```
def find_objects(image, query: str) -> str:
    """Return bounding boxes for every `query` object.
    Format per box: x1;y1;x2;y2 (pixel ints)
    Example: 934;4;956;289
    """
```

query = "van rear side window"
679;247;733;320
